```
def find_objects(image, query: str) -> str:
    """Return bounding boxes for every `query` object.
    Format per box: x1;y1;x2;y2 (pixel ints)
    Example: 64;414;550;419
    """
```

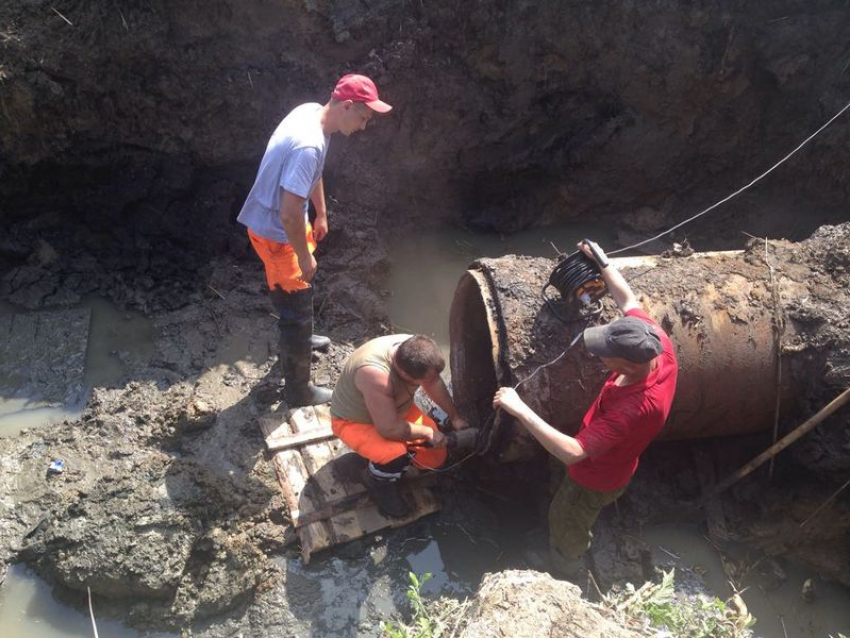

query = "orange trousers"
332;404;448;469
247;224;316;292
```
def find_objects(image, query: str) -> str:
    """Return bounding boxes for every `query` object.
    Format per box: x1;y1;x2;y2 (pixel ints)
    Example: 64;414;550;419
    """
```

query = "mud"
0;197;392;633
2;1;850;245
458;570;642;638
1;0;850;634
0;225;846;635
455;223;850;588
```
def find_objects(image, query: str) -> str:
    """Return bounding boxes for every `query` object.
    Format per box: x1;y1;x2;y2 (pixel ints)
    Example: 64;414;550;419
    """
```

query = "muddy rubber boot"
365;472;411;519
311;334;331;351
273;288;332;406
283;354;332;406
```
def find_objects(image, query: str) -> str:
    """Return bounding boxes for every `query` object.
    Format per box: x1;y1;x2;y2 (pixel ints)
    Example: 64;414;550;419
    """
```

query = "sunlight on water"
386;222;617;354
0;564;175;638
0;297;155;438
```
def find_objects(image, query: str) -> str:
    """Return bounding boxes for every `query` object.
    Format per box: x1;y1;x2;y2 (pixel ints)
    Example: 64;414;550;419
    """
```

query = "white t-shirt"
237;103;330;243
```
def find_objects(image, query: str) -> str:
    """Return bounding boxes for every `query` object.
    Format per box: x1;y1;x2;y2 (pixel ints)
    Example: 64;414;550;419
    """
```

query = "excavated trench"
1;0;850;635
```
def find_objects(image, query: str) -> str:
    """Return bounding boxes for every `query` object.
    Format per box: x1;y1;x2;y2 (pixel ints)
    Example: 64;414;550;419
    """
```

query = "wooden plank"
353;487;440;536
292;473;439;528
301;441;347;500
290;406;323;433
294;492;373;528
314;403;332;426
326;510;363;545
328;437;349;458
299;520;332;564
259;414;291;441
299;487;441;563
274;450;315;522
267;428;334;452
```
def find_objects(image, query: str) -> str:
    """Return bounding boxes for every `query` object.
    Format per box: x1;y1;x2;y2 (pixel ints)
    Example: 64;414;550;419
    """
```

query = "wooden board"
267;429;335;452
299;487;441;563
262;403;441;563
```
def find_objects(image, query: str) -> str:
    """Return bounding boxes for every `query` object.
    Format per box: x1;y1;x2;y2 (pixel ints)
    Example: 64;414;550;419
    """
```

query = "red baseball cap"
331;74;392;113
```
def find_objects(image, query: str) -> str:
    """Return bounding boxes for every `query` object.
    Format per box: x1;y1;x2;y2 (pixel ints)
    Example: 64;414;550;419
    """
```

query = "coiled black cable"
542;250;606;324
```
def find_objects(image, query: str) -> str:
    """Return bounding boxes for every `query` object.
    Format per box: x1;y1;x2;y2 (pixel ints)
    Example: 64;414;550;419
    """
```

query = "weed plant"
381;572;469;638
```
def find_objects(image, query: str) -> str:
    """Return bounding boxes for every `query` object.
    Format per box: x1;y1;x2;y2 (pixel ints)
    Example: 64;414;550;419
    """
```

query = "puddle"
385;222;618;353
640;524;850;638
0;563;175;638
0;297;156;437
385;223;850;638
81;296;157;389
277;511;498;637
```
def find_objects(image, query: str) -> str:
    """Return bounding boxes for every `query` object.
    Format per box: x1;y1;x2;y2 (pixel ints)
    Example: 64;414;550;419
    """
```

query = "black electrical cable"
542;250;606;324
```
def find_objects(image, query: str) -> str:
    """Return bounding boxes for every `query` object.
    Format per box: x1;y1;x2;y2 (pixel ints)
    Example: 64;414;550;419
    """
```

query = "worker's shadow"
158;363;286;604
282;451;421;637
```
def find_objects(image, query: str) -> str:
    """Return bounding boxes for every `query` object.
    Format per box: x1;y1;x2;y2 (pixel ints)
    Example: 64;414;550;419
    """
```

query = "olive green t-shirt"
330;334;417;424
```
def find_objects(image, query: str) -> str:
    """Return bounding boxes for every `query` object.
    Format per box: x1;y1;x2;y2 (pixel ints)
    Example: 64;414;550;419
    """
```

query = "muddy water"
0;297;159;638
276;511;500;636
386;223;850;638
0;564;175;638
641;524;850;638
386;222;617;353
0;297;156;438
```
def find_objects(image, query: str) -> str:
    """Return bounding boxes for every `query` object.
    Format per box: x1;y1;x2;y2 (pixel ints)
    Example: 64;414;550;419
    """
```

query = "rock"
179;398;217;433
30;239;59;267
459;570;642;638
801;578;816;603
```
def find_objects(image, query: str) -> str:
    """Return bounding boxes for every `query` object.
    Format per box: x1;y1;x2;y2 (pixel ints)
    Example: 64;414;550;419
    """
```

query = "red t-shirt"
568;308;678;491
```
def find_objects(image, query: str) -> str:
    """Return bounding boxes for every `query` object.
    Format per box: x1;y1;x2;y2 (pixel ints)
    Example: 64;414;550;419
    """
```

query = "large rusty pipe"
449;250;808;462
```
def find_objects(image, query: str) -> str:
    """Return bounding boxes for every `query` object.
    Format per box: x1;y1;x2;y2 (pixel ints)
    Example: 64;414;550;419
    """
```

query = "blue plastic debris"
47;460;65;475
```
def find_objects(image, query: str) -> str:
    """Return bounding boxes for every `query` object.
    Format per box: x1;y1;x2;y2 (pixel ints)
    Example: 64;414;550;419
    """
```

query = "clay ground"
1;0;849;635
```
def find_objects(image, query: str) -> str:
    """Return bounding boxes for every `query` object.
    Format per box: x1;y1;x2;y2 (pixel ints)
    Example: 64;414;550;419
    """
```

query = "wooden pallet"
260;404;441;563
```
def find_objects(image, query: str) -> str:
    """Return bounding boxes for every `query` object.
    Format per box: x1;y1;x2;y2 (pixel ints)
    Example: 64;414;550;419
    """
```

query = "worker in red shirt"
493;239;678;577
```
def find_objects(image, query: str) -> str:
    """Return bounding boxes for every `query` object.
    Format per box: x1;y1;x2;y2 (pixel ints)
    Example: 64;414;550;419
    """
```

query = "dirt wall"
2;0;849;244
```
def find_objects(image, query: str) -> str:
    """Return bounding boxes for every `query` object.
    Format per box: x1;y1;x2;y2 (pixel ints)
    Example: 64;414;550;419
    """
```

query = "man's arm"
310;178;329;242
355;367;446;446
494;387;587;465
578;240;639;314
280;189;317;282
421;375;470;431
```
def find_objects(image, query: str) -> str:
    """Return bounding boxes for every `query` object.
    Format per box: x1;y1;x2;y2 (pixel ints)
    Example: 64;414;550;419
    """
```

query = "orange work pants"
247;223;316;292
332;404;448;469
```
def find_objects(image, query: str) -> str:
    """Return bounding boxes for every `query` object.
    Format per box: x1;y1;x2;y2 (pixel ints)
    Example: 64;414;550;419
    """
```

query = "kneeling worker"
493;239;678;577
331;334;473;517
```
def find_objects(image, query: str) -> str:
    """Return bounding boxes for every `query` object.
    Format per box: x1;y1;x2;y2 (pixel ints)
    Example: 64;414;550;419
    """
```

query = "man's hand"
424;428;447;448
493;387;529;418
298;252;318;283
450;416;471;432
577;239;610;269
313;215;329;242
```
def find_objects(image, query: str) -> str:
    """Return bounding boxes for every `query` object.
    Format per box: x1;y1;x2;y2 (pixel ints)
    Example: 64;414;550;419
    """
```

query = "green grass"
381;572;469;638
604;569;756;638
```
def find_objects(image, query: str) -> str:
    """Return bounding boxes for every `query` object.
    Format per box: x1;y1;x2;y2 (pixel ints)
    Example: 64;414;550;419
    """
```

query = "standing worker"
493;239;678;577
331;334;476;518
237;74;392;406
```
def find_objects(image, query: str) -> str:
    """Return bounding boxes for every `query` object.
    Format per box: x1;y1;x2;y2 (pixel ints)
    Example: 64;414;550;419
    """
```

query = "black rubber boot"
271;287;332;406
284;355;333;406
365;473;411;518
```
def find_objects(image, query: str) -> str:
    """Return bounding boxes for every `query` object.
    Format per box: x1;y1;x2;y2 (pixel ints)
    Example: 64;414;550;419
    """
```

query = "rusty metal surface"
450;250;802;461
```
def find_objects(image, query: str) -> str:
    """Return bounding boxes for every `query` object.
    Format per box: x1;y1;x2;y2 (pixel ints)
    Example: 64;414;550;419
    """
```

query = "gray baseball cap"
583;316;664;363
